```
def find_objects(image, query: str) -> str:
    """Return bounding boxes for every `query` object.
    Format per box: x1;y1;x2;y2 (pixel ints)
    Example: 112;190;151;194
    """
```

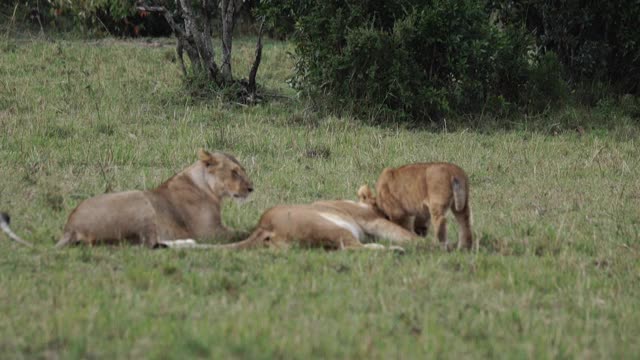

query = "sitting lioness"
56;149;253;247
159;186;418;251
366;162;474;250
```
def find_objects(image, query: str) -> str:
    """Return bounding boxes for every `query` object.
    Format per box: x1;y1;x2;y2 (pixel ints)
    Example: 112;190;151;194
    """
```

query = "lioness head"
248;228;281;249
357;184;390;219
198;148;254;200
357;184;376;207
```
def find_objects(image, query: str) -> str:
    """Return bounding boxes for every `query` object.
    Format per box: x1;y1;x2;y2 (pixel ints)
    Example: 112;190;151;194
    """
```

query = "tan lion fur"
370;162;474;250
56;149;253;247
159;189;418;251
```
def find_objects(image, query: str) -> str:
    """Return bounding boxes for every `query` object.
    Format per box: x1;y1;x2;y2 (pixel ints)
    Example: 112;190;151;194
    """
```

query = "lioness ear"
357;184;374;203
198;148;211;161
197;148;217;166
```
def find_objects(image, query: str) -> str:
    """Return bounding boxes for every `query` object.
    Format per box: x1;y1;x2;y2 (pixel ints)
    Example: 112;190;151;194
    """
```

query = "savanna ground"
1;34;639;359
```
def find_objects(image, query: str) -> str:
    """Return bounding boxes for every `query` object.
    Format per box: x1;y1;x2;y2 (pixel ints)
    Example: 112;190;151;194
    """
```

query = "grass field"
1;35;640;359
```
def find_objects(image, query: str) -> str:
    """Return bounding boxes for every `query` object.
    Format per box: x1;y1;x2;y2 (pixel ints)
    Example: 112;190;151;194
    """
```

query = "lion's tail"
217;228;273;250
452;177;467;212
156;229;274;250
0;212;33;247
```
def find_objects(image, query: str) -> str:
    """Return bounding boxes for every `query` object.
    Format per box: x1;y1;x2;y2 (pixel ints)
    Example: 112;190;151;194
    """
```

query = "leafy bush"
490;0;640;96
13;0;171;36
46;0;136;33
282;0;566;122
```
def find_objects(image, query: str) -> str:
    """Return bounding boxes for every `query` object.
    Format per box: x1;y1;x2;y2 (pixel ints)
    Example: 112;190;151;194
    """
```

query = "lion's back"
64;190;155;241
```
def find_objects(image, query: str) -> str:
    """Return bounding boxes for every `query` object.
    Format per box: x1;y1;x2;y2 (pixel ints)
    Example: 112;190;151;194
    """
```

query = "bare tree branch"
248;18;266;101
138;1;266;103
221;0;243;83
138;4;193;77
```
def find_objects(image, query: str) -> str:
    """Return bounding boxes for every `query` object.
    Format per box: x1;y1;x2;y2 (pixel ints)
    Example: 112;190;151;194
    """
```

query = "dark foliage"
275;0;567;122
490;1;640;95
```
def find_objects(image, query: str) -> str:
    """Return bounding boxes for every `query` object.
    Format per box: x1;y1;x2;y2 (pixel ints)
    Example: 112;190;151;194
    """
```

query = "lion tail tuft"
55;231;74;248
1;212;34;247
452;177;466;212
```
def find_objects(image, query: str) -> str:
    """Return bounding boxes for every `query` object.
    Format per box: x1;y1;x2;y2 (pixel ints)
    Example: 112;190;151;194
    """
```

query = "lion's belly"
65;191;156;243
265;206;363;248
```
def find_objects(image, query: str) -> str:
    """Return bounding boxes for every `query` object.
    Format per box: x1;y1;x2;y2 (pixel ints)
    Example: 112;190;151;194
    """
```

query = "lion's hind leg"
360;218;419;245
453;204;473;250
428;202;450;250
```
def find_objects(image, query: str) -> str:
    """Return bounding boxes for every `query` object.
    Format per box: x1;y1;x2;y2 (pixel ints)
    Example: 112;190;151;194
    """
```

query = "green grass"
1;35;640;359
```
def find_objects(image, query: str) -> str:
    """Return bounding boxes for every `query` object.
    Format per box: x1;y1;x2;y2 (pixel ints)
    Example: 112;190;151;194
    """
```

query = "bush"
284;0;566;122
46;0;135;33
491;0;640;96
13;0;171;36
522;52;568;112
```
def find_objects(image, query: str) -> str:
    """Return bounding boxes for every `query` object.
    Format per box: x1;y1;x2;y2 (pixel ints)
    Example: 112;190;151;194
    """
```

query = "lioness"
159;186;418;251
369;162;473;250
56;149;253;247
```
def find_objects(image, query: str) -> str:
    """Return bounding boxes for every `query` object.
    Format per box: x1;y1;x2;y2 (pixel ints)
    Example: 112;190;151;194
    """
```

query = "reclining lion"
56;149;253;247
159;186;418;251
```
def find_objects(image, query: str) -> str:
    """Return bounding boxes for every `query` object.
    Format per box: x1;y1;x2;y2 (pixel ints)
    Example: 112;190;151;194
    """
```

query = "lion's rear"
61;191;156;246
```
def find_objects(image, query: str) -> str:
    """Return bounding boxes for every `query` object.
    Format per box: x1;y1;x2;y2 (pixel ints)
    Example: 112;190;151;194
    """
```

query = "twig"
35;0;45;36
262;93;294;100
5;2;19;37
247;18;266;98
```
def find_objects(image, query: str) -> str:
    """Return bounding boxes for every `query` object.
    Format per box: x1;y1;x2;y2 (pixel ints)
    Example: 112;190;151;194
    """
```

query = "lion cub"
369;162;473;250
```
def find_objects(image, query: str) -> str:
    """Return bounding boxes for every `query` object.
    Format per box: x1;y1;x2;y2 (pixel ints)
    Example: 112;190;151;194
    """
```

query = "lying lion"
159;186;418;251
365;162;474;250
56;149;253;247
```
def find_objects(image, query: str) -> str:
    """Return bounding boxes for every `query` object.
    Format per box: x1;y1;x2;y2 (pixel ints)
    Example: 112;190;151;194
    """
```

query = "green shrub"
281;0;566;122
522;52;568;112
491;0;640;96
47;0;136;33
13;0;172;36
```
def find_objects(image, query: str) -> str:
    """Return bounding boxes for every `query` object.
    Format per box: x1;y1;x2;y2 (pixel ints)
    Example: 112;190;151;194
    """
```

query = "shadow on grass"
298;94;640;139
405;230;572;257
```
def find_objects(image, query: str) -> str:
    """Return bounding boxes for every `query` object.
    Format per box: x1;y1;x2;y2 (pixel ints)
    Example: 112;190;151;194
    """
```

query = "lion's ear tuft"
357;184;374;203
198;148;218;166
198;148;211;161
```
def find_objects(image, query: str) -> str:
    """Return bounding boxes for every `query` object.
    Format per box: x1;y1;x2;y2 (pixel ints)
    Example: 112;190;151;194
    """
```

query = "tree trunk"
179;0;221;84
247;19;266;103
138;1;264;103
221;0;242;83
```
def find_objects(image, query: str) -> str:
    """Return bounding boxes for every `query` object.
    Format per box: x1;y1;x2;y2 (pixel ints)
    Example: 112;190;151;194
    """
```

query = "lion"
365;162;474;250
55;149;253;248
158;186;418;251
